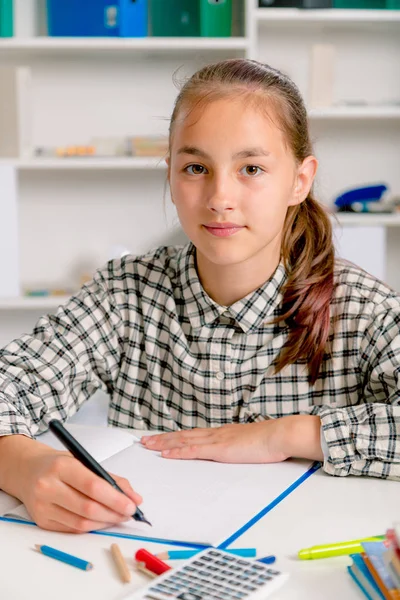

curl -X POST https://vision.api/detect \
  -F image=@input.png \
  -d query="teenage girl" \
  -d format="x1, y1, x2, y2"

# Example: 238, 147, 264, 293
0, 59, 399, 534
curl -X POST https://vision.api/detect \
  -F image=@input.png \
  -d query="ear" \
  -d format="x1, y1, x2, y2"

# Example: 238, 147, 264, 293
289, 155, 318, 207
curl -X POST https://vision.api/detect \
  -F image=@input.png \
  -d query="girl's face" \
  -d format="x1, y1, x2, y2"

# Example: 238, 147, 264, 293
168, 98, 316, 274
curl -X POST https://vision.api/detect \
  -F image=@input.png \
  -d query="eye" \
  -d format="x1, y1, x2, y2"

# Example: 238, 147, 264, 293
241, 165, 264, 177
184, 164, 208, 175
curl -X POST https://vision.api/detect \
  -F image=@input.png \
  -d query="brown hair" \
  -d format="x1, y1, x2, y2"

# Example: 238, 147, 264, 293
168, 59, 335, 385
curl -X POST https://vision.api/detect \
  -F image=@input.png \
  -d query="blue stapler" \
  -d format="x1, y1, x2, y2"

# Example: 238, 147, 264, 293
334, 184, 390, 213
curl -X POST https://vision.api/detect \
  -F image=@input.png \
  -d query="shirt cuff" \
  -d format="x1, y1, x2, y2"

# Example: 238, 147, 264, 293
320, 425, 329, 459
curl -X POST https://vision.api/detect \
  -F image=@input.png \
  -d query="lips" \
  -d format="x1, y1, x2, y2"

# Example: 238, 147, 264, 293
203, 223, 244, 238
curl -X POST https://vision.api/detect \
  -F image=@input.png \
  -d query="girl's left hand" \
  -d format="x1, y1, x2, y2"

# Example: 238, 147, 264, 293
140, 420, 290, 464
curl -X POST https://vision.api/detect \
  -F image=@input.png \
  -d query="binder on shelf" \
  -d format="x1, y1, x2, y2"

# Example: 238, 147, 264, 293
0, 67, 32, 159
46, 0, 148, 38
149, 0, 200, 36
0, 0, 13, 37
0, 166, 20, 299
200, 0, 232, 37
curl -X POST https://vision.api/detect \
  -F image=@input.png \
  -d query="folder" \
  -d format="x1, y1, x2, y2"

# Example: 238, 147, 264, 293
149, 0, 200, 37
0, 0, 13, 37
119, 0, 148, 37
200, 0, 232, 38
46, 0, 148, 38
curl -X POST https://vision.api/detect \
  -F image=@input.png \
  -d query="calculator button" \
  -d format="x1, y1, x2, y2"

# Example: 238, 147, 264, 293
177, 593, 203, 600
144, 591, 173, 599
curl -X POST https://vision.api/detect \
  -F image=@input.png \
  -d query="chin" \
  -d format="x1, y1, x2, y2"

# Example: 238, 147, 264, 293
196, 242, 252, 267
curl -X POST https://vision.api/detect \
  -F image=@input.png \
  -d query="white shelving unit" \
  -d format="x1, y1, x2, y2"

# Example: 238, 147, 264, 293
0, 36, 249, 53
0, 0, 399, 336
0, 295, 70, 311
0, 157, 167, 170
255, 7, 400, 23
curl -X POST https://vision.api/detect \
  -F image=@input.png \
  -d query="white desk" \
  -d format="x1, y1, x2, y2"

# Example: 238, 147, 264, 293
1, 398, 399, 599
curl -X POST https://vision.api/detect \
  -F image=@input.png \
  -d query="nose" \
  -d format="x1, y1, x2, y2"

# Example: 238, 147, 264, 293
206, 173, 236, 214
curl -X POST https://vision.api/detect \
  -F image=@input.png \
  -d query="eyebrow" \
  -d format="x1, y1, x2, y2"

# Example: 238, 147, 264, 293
176, 145, 271, 159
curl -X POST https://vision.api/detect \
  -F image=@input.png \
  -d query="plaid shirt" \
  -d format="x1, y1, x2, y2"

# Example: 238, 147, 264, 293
0, 243, 399, 480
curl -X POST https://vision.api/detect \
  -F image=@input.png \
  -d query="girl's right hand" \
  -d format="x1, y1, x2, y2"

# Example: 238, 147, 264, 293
1, 435, 142, 533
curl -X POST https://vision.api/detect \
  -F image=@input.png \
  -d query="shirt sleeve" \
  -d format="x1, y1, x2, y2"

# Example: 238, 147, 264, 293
316, 307, 400, 480
0, 262, 124, 439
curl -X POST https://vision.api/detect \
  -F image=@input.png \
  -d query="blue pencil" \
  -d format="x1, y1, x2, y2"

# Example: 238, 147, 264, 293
35, 544, 93, 571
157, 548, 257, 560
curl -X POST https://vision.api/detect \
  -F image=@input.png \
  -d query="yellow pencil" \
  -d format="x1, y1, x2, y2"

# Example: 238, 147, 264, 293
110, 543, 131, 583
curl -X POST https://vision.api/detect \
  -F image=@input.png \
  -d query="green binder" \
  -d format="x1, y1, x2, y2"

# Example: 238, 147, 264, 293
0, 0, 13, 37
150, 0, 200, 37
200, 0, 232, 37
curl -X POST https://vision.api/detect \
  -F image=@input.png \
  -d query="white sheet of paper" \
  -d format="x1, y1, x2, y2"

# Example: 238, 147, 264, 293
2, 427, 314, 547
37, 423, 138, 461
100, 441, 313, 546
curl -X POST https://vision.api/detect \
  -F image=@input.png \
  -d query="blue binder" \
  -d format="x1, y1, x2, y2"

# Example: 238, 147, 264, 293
47, 0, 148, 37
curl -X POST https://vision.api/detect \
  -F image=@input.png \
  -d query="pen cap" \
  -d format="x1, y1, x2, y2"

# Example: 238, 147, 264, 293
298, 549, 312, 560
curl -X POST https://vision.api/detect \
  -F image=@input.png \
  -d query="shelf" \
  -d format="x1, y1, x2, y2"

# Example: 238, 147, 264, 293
6, 157, 168, 171
256, 8, 400, 25
332, 213, 400, 226
309, 106, 400, 120
0, 296, 70, 310
0, 36, 248, 54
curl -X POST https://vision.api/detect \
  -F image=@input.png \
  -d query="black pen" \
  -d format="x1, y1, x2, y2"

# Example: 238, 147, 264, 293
48, 419, 151, 526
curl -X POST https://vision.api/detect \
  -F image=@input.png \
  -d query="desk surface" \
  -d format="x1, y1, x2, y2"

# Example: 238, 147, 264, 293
1, 397, 399, 600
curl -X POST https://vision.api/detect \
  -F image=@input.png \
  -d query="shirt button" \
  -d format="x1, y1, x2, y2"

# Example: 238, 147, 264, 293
215, 371, 225, 381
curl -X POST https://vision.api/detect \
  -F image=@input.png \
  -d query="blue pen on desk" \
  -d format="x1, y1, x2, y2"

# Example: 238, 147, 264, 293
35, 544, 93, 571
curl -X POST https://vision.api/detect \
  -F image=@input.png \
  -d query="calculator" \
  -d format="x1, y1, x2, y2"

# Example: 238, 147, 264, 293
125, 547, 289, 600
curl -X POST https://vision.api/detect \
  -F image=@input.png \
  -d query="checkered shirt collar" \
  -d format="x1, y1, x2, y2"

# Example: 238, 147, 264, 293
179, 243, 288, 333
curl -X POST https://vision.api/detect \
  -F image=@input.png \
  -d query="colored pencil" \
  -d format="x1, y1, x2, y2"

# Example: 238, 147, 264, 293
156, 548, 257, 560
110, 543, 131, 583
35, 544, 93, 571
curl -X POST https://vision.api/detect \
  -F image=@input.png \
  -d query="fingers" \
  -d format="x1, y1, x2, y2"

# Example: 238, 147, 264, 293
50, 479, 133, 525
42, 504, 117, 533
161, 443, 223, 462
59, 459, 139, 518
141, 428, 215, 451
112, 473, 143, 505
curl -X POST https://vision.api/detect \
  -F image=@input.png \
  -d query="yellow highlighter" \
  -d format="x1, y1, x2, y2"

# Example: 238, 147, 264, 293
298, 535, 385, 560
